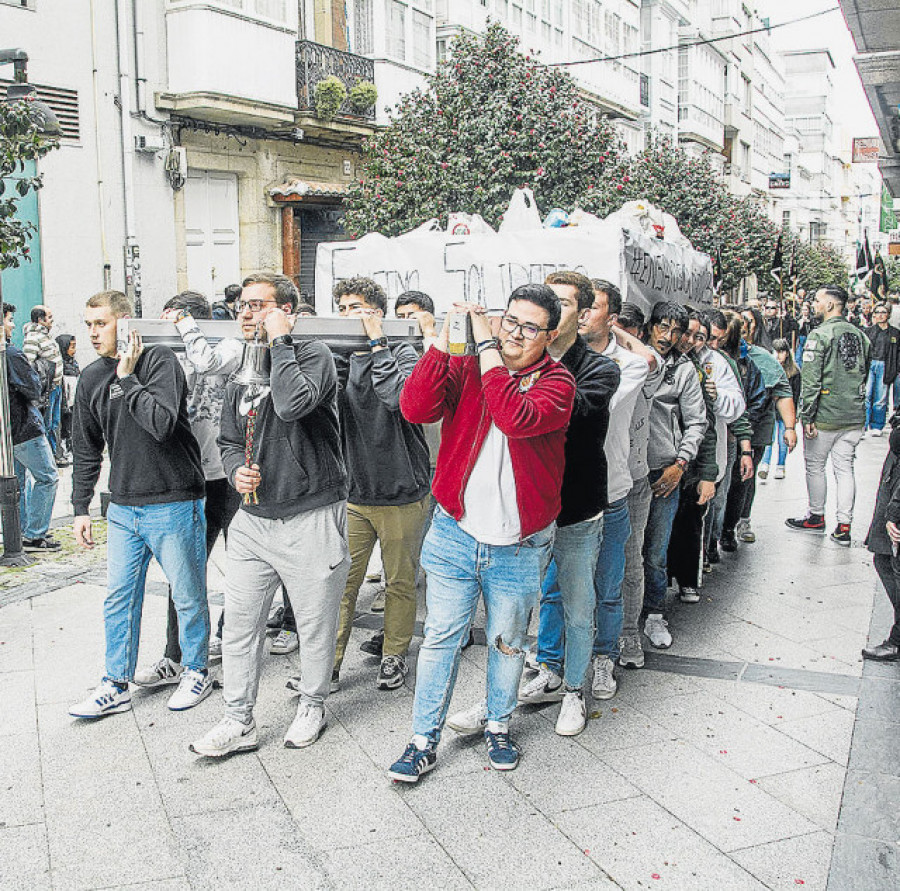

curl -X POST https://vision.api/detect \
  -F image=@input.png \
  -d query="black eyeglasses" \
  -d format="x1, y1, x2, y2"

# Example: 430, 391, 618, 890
234, 299, 276, 313
500, 315, 551, 340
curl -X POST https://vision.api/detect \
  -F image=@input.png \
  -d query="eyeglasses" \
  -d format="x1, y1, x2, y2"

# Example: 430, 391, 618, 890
234, 299, 276, 313
500, 315, 551, 340
654, 322, 683, 337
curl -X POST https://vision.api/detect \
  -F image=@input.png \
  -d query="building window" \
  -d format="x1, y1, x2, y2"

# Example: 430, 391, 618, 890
742, 74, 752, 115
640, 73, 650, 108
388, 1, 406, 61
782, 210, 791, 229
353, 0, 374, 55
809, 221, 827, 243
412, 9, 432, 69
740, 141, 751, 182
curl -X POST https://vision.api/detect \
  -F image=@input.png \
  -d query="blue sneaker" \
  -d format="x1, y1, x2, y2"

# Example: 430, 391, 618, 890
388, 740, 437, 783
484, 727, 520, 771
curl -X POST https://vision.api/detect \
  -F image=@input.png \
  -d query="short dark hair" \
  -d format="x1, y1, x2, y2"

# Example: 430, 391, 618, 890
242, 273, 299, 312
708, 309, 727, 332
507, 284, 562, 330
695, 311, 712, 338
820, 285, 849, 309
617, 302, 645, 332
395, 290, 434, 315
591, 279, 622, 315
163, 290, 212, 320
295, 302, 317, 316
544, 270, 594, 312
223, 284, 242, 304
333, 276, 388, 315
2, 302, 15, 317
31, 306, 47, 324
649, 300, 689, 332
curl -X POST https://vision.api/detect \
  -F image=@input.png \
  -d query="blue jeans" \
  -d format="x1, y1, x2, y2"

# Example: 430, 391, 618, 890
593, 498, 631, 660
412, 506, 554, 743
43, 385, 62, 455
866, 360, 889, 431
642, 469, 681, 617
795, 335, 807, 368
13, 434, 59, 540
105, 500, 208, 682
762, 418, 788, 468
534, 515, 604, 688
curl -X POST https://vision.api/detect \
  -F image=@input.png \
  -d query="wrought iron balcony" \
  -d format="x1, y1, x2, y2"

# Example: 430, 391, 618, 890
296, 40, 376, 122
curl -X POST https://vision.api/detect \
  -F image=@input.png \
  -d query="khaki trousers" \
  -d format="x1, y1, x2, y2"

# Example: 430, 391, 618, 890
333, 497, 430, 668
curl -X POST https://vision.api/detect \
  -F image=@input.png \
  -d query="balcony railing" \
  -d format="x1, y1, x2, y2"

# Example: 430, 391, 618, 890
296, 40, 376, 122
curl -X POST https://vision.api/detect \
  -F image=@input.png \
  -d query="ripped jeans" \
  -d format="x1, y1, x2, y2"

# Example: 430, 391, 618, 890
411, 505, 554, 744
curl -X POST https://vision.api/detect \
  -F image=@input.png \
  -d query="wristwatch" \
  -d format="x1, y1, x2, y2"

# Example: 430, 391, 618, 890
741, 450, 753, 456
270, 334, 293, 348
369, 336, 388, 349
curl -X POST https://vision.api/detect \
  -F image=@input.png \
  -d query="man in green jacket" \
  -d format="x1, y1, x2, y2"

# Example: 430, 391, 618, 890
786, 285, 870, 546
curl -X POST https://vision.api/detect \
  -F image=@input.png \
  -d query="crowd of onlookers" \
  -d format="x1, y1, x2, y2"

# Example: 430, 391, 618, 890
4, 271, 897, 784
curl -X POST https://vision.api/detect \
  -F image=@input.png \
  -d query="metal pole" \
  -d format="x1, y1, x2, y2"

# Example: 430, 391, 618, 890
0, 293, 33, 566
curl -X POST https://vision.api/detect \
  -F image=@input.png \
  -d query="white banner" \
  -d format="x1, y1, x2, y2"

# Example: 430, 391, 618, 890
316, 221, 713, 316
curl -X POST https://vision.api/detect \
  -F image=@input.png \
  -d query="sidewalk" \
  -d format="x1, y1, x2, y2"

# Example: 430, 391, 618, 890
1, 436, 897, 890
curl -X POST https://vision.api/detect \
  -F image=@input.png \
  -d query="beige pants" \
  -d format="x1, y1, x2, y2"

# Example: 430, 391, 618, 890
333, 497, 430, 668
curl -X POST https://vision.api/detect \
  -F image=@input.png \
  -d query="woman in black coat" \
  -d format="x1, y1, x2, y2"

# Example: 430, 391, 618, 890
864, 415, 900, 661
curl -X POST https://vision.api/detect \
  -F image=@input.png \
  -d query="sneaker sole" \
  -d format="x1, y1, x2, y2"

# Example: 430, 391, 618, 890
284, 720, 327, 749
269, 645, 300, 656
680, 595, 701, 603
286, 679, 341, 695
517, 688, 564, 705
488, 757, 519, 771
619, 655, 645, 669
132, 674, 182, 689
591, 687, 618, 700
377, 675, 406, 690
831, 537, 851, 547
647, 639, 672, 649
555, 720, 586, 737
168, 681, 215, 711
785, 524, 826, 534
68, 700, 132, 719
190, 739, 258, 757
388, 760, 436, 783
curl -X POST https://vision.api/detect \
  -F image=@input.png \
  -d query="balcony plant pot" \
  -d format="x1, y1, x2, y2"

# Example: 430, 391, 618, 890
348, 80, 378, 115
314, 76, 347, 121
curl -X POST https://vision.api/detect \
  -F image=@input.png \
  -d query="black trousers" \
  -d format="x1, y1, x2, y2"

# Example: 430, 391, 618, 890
872, 553, 900, 646
723, 446, 765, 533
668, 480, 707, 589
165, 478, 241, 663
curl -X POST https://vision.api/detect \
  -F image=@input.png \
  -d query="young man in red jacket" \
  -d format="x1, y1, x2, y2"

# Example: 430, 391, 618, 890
388, 285, 576, 783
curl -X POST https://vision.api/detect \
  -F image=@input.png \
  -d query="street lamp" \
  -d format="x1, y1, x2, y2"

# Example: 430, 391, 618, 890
0, 49, 58, 566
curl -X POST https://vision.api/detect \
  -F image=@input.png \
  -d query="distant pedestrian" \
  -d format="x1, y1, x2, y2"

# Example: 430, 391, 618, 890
211, 283, 242, 320
759, 337, 801, 481
863, 303, 900, 436
22, 305, 63, 455
54, 333, 80, 465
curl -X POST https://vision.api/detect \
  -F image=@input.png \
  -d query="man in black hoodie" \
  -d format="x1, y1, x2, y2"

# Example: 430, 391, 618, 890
191, 273, 351, 757
69, 290, 209, 719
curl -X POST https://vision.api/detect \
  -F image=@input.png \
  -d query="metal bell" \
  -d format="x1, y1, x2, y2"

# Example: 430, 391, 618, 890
231, 332, 271, 387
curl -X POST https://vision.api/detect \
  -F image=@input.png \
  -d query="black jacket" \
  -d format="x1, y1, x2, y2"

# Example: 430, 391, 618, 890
867, 425, 900, 556
5, 343, 45, 446
557, 336, 620, 527
333, 344, 431, 506
864, 323, 900, 386
218, 339, 348, 519
72, 347, 205, 515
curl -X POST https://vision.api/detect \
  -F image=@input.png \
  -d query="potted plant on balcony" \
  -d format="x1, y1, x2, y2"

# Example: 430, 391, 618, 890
348, 80, 378, 115
314, 76, 347, 121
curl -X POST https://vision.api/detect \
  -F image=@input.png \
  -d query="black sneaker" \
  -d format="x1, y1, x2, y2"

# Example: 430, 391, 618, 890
720, 530, 738, 552
23, 537, 62, 552
360, 629, 384, 657
785, 513, 826, 533
266, 606, 285, 630
830, 523, 851, 546
377, 654, 408, 690
388, 740, 437, 783
707, 540, 721, 564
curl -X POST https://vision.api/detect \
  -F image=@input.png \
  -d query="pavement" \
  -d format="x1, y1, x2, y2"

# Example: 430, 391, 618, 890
1, 435, 898, 890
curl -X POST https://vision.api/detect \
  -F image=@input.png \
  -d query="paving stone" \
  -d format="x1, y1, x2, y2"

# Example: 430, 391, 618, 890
855, 675, 900, 720
554, 796, 764, 890
838, 770, 900, 845
0, 731, 43, 828
0, 822, 50, 889
607, 738, 818, 853
827, 833, 900, 891
400, 771, 603, 889
322, 834, 472, 890
775, 707, 856, 766
637, 692, 829, 779
731, 830, 834, 890
575, 700, 678, 754
171, 802, 328, 890
0, 669, 37, 736
609, 666, 706, 704
756, 763, 846, 833
847, 716, 900, 775
0, 600, 34, 673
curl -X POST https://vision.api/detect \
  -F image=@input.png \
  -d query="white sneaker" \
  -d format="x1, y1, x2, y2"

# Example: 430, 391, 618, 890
644, 613, 673, 649
370, 588, 386, 612
555, 689, 587, 736
447, 699, 487, 736
284, 702, 327, 748
523, 650, 541, 674
133, 657, 182, 688
190, 717, 258, 757
517, 664, 564, 704
590, 655, 618, 700
270, 629, 299, 655
773, 466, 785, 480
735, 518, 756, 543
757, 463, 769, 481
168, 668, 214, 711
871, 428, 883, 437
69, 679, 132, 718
208, 635, 222, 660
679, 586, 701, 603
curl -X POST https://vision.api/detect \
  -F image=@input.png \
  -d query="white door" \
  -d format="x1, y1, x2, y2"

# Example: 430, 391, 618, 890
185, 170, 240, 299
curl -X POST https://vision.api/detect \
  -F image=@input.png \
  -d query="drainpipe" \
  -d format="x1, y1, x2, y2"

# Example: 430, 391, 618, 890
89, 0, 111, 289
115, 0, 141, 316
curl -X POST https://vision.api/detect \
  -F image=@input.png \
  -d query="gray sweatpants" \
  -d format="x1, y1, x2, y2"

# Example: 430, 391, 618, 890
620, 475, 653, 638
222, 501, 351, 724
803, 426, 864, 524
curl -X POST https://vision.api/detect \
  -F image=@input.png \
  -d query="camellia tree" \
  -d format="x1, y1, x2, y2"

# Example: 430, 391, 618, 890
344, 21, 625, 237
1, 96, 58, 271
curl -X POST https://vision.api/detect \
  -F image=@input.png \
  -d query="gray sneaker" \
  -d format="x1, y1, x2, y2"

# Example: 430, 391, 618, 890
735, 518, 756, 543
133, 657, 183, 688
644, 614, 673, 649
270, 629, 299, 655
618, 634, 645, 669
286, 669, 340, 695
590, 655, 618, 700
